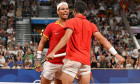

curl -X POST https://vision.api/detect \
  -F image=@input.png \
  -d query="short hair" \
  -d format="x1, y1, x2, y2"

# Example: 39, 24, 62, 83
138, 49, 140, 52
74, 1, 87, 14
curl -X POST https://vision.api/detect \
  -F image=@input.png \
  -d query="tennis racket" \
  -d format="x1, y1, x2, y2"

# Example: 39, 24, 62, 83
25, 52, 66, 70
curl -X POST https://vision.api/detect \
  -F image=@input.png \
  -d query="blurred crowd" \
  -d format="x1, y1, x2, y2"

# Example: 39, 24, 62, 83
0, 0, 140, 69
120, 0, 140, 26
0, 42, 38, 69
85, 0, 140, 69
0, 0, 38, 69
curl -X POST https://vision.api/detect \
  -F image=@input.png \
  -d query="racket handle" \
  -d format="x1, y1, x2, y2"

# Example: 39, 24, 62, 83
54, 52, 66, 58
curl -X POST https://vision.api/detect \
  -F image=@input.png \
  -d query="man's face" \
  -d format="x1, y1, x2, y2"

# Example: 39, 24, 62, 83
57, 4, 69, 19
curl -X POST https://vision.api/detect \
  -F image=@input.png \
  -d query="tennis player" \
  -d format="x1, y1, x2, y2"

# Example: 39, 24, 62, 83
46, 1, 125, 84
35, 2, 69, 84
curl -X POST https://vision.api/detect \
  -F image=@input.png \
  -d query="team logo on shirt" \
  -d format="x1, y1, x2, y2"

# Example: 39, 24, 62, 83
55, 33, 59, 35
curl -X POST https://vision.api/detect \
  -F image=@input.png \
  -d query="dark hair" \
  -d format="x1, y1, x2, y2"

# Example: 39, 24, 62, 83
74, 1, 87, 14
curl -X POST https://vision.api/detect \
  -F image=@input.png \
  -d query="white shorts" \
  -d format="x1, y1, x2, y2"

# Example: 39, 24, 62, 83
62, 58, 91, 78
41, 61, 63, 80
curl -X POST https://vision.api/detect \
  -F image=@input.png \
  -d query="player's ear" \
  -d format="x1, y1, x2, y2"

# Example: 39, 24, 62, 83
73, 9, 76, 15
83, 11, 86, 15
57, 10, 59, 15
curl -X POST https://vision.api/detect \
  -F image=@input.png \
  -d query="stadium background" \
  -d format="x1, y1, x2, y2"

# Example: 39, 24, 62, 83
0, 0, 140, 83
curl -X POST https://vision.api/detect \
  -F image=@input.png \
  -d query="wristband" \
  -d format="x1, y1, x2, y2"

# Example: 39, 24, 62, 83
108, 47, 117, 55
37, 51, 42, 59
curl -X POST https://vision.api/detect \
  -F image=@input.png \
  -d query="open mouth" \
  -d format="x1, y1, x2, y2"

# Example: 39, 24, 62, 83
63, 13, 68, 17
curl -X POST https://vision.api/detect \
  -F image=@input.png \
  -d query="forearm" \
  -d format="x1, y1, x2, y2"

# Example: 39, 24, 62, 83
37, 42, 45, 51
98, 37, 112, 50
94, 32, 117, 55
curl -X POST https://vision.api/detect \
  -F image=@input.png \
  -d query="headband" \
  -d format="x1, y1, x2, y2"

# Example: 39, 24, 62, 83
57, 2, 68, 10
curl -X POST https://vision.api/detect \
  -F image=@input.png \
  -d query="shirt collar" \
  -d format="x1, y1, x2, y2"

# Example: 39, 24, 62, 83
55, 20, 63, 27
75, 15, 86, 19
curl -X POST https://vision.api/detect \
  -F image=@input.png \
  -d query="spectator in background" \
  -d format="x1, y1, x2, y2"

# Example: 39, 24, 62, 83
96, 62, 101, 68
5, 50, 11, 62
0, 53, 5, 67
109, 15, 114, 26
122, 48, 130, 59
30, 41, 34, 50
0, 38, 5, 47
8, 57, 14, 68
2, 9, 7, 15
68, 0, 73, 8
1, 20, 7, 30
0, 49, 5, 56
113, 1, 119, 14
7, 10, 15, 17
106, 53, 112, 62
23, 43, 30, 53
2, 62, 10, 69
123, 35, 129, 44
15, 56, 23, 69
130, 11, 137, 18
17, 0, 23, 8
106, 62, 112, 68
15, 43, 24, 57
137, 7, 140, 23
91, 56, 97, 68
110, 57, 116, 68
7, 25, 14, 35
0, 3, 2, 18
10, 0, 16, 6
32, 28, 39, 43
7, 34, 15, 45
116, 61, 124, 69
9, 3, 15, 11
1, 13, 7, 21
23, 3, 31, 17
132, 49, 140, 66
99, 55, 107, 68
0, 29, 7, 42
1, 46, 6, 55
1, 0, 8, 10
24, 56, 33, 68
134, 60, 140, 69
24, 48, 34, 61
126, 55, 134, 69
31, 1, 38, 17
115, 14, 122, 26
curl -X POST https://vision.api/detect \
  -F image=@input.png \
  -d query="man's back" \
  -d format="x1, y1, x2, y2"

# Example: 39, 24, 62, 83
65, 15, 98, 65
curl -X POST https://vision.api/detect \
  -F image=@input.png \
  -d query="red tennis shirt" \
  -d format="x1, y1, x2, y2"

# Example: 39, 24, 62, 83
64, 15, 99, 65
43, 20, 66, 64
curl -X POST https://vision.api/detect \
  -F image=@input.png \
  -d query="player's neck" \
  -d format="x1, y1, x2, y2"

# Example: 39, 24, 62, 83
74, 13, 83, 16
58, 19, 67, 27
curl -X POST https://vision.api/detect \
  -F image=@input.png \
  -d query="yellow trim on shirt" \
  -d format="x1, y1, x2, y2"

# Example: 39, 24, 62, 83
43, 33, 49, 38
55, 20, 64, 27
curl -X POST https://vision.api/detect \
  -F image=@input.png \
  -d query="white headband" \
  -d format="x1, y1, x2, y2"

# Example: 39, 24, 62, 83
57, 2, 68, 10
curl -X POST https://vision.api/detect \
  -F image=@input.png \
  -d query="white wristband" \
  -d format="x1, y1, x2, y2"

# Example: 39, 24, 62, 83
108, 47, 117, 55
37, 51, 42, 59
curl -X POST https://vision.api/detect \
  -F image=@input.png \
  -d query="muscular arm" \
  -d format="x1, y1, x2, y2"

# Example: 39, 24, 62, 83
37, 36, 48, 51
93, 32, 125, 62
93, 32, 112, 50
51, 28, 73, 54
